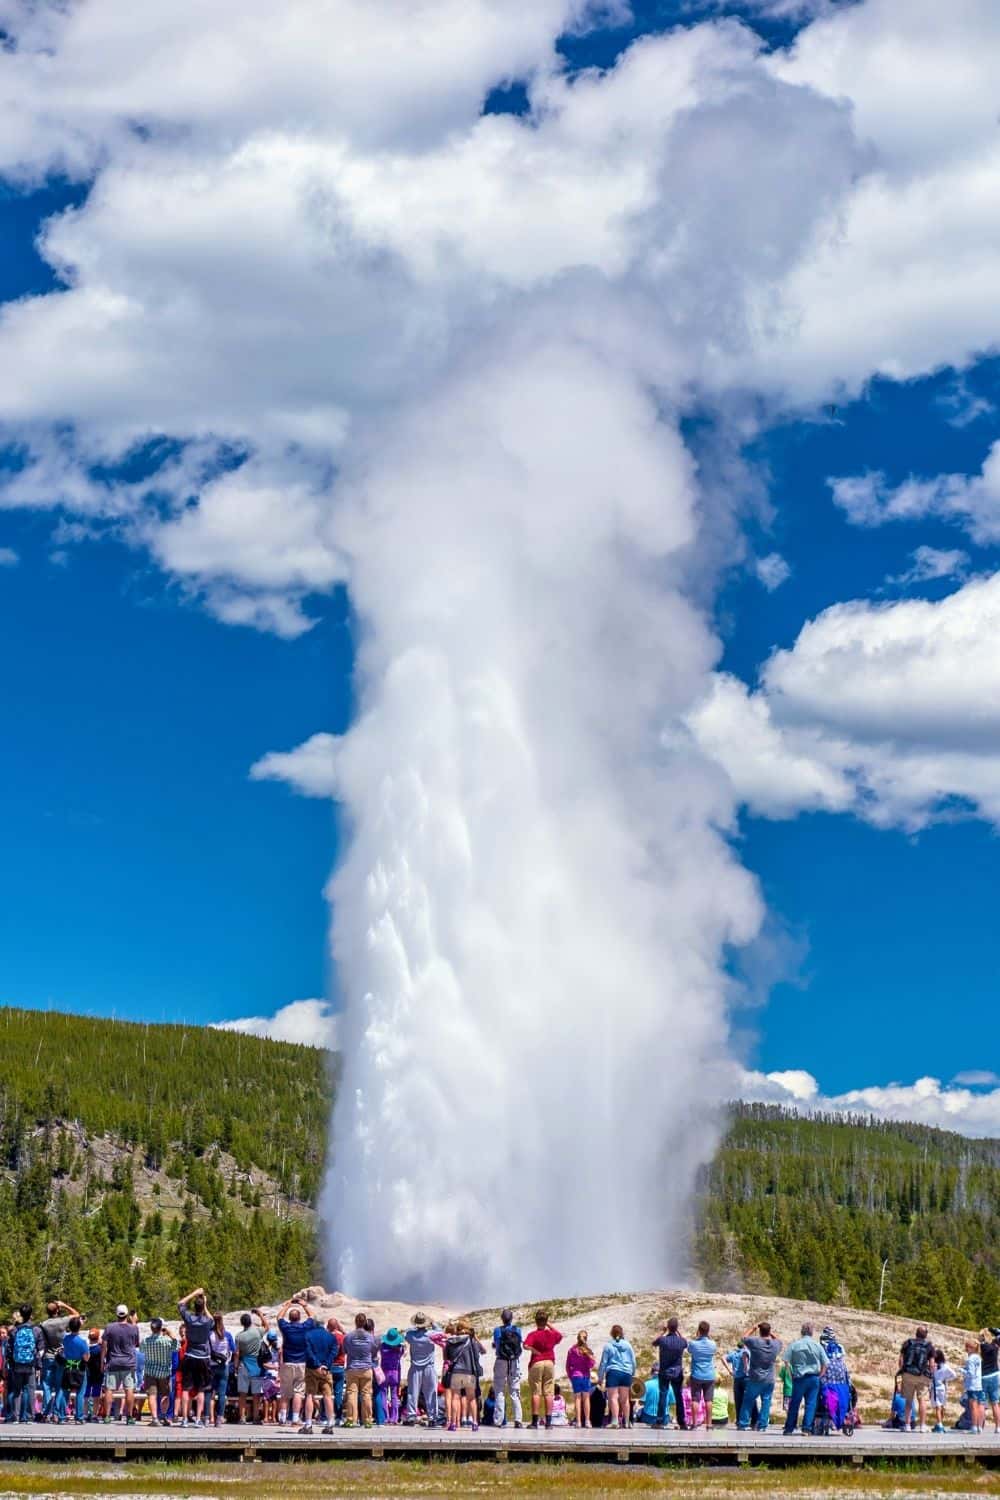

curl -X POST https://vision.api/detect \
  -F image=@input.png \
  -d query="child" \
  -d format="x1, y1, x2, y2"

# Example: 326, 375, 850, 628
379, 1329, 404, 1425
711, 1379, 730, 1427
85, 1329, 104, 1422
565, 1332, 595, 1428
931, 1348, 957, 1434
550, 1384, 569, 1426
963, 1339, 985, 1434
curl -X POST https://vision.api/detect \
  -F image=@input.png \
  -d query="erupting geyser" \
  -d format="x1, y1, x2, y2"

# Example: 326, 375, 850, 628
323, 341, 763, 1303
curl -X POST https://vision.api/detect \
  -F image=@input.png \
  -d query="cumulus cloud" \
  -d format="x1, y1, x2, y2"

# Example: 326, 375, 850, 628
211, 998, 336, 1049
1, 0, 1000, 1297
831, 444, 1000, 545
0, 547, 18, 566
689, 571, 1000, 829
740, 1066, 1000, 1138
250, 734, 340, 799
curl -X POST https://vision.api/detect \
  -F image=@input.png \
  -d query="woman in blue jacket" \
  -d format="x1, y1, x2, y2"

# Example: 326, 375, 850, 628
597, 1325, 636, 1429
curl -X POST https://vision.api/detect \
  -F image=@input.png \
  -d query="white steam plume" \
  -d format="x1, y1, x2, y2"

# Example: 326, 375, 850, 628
321, 341, 762, 1302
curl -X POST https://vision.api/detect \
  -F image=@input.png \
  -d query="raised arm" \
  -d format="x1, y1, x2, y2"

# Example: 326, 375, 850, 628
178, 1288, 205, 1307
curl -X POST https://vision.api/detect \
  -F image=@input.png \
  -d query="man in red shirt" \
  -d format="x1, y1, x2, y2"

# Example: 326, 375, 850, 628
524, 1310, 563, 1429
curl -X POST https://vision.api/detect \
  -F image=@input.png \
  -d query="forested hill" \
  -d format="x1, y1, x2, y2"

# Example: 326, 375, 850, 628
696, 1103, 1000, 1328
0, 1006, 328, 1312
1, 1006, 998, 1326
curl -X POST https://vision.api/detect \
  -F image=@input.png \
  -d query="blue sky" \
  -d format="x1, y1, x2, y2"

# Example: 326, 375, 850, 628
1, 0, 999, 1121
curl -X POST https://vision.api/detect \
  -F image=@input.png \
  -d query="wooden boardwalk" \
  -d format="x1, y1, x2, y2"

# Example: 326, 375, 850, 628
0, 1423, 997, 1467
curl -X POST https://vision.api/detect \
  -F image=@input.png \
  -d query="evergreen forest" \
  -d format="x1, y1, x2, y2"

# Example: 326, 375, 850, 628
0, 1007, 997, 1326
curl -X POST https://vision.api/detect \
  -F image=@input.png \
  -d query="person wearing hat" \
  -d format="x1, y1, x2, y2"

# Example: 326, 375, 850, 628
101, 1304, 140, 1425
819, 1325, 850, 1431
404, 1313, 440, 1426
380, 1329, 405, 1425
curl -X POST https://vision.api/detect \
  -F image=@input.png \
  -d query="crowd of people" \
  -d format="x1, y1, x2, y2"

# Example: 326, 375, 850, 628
0, 1294, 997, 1438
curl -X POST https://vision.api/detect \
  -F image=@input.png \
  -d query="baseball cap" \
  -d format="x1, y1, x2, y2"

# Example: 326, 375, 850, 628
116, 1304, 129, 1317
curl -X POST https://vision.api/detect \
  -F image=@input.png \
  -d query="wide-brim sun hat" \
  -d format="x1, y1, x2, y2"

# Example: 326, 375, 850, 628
382, 1328, 404, 1347
630, 1380, 645, 1399
411, 1312, 429, 1327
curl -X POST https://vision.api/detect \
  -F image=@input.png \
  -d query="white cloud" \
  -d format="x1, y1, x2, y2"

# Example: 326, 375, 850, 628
754, 552, 791, 591
831, 444, 1000, 545
0, 547, 18, 566
740, 1066, 1000, 1138
250, 733, 340, 798
887, 544, 969, 587
211, 998, 337, 1049
689, 572, 1000, 829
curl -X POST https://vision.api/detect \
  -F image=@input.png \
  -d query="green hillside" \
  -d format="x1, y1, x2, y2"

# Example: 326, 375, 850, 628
696, 1103, 1000, 1327
1, 1007, 997, 1325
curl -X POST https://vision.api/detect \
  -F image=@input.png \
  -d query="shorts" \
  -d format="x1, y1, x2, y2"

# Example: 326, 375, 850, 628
181, 1356, 211, 1393
85, 1382, 102, 1400
305, 1367, 333, 1398
528, 1361, 555, 1401
689, 1378, 715, 1405
450, 1373, 477, 1397
104, 1371, 135, 1393
900, 1373, 930, 1402
237, 1367, 262, 1396
966, 1388, 987, 1403
280, 1362, 306, 1402
570, 1376, 591, 1395
143, 1377, 170, 1411
982, 1372, 999, 1403
605, 1371, 633, 1389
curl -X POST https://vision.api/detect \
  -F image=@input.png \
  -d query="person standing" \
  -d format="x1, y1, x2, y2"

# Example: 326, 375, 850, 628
782, 1323, 828, 1436
403, 1313, 440, 1426
652, 1318, 688, 1431
979, 1328, 1000, 1434
897, 1324, 934, 1434
930, 1347, 958, 1433
8, 1306, 43, 1423
140, 1319, 176, 1426
275, 1295, 316, 1427
177, 1287, 214, 1427
301, 1317, 340, 1435
102, 1303, 140, 1425
963, 1338, 986, 1434
442, 1322, 484, 1433
342, 1312, 378, 1428
738, 1321, 783, 1432
597, 1325, 636, 1430
686, 1322, 719, 1431
724, 1339, 750, 1434
207, 1313, 233, 1427
491, 1310, 524, 1429
524, 1310, 563, 1431
59, 1317, 89, 1424
233, 1311, 266, 1425
566, 1331, 596, 1428
379, 1329, 404, 1426
39, 1300, 82, 1420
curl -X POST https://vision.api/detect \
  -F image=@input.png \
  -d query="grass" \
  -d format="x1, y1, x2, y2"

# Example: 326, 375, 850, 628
0, 1461, 995, 1500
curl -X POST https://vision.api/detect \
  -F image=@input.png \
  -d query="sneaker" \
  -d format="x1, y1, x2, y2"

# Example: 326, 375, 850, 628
126, 1418, 137, 1427
514, 1421, 523, 1429
342, 1419, 356, 1428
148, 1419, 159, 1428
447, 1423, 457, 1432
321, 1425, 335, 1435
471, 1423, 479, 1432
299, 1424, 314, 1435
363, 1420, 374, 1429
933, 1423, 945, 1433
918, 1424, 930, 1433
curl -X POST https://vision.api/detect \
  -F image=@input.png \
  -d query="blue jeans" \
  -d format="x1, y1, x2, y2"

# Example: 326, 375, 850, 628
738, 1379, 774, 1431
656, 1375, 686, 1427
331, 1368, 345, 1420
208, 1363, 230, 1422
784, 1374, 820, 1434
41, 1357, 63, 1416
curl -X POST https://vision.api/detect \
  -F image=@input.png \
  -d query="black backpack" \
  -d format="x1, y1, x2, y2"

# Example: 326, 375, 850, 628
902, 1339, 930, 1377
497, 1326, 522, 1362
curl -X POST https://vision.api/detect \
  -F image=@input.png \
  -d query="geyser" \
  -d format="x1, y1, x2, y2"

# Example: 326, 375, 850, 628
324, 341, 763, 1303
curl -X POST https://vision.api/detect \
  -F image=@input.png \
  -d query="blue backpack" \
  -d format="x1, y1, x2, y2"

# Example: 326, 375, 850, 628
12, 1324, 36, 1367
